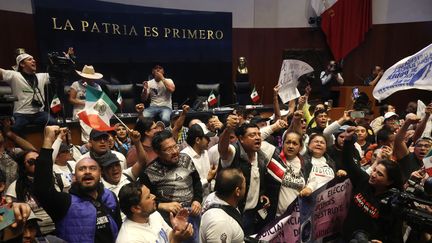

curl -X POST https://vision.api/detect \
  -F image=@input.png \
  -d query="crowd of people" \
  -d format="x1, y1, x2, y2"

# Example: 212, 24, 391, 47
0, 52, 432, 243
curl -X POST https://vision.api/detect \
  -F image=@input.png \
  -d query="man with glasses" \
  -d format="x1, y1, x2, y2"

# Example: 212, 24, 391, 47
116, 183, 193, 243
139, 130, 202, 243
34, 126, 122, 243
394, 104, 432, 182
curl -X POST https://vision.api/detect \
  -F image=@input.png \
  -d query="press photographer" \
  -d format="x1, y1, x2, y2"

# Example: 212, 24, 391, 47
0, 53, 58, 134
320, 60, 344, 104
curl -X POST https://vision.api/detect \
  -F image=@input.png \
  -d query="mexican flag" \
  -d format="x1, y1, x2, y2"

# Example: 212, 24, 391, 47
423, 149, 432, 177
208, 90, 217, 107
117, 91, 123, 107
77, 86, 117, 131
250, 86, 260, 103
50, 94, 62, 113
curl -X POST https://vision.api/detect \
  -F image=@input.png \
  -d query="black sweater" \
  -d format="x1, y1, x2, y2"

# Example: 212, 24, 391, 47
342, 141, 402, 243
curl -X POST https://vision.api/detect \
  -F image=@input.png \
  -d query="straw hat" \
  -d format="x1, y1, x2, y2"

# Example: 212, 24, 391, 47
76, 65, 103, 80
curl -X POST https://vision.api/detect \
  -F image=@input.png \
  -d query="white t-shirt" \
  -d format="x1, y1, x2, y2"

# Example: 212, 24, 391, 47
306, 156, 335, 192
276, 157, 305, 217
181, 146, 212, 200
70, 80, 101, 117
221, 144, 259, 211
53, 160, 76, 192
200, 192, 245, 243
116, 212, 172, 243
2, 70, 49, 114
147, 78, 173, 108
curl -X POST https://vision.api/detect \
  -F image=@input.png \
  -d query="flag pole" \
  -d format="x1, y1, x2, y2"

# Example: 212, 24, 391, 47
112, 113, 130, 131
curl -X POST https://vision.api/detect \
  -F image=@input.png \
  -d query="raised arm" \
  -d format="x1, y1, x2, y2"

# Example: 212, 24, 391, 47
218, 114, 238, 161
34, 126, 71, 222
154, 71, 175, 93
172, 105, 189, 140
287, 110, 304, 135
412, 102, 432, 143
129, 129, 147, 179
394, 115, 420, 160
273, 85, 281, 121
2, 119, 36, 151
342, 127, 369, 186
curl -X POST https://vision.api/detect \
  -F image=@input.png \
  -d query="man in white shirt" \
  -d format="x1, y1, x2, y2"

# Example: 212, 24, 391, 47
0, 53, 57, 133
200, 167, 246, 243
116, 183, 193, 243
218, 115, 271, 235
141, 65, 175, 126
181, 124, 217, 201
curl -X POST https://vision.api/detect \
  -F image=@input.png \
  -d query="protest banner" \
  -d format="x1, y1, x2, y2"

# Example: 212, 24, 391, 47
277, 60, 314, 104
257, 178, 352, 243
373, 44, 432, 101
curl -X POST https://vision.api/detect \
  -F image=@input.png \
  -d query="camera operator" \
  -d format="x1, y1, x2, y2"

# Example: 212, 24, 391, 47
0, 53, 58, 134
342, 126, 404, 243
320, 60, 344, 104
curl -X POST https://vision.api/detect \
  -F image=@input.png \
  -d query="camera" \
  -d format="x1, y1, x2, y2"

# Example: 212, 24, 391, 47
31, 99, 43, 108
47, 52, 75, 79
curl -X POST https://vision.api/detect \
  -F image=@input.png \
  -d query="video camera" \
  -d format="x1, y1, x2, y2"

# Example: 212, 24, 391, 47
381, 177, 432, 232
47, 52, 76, 79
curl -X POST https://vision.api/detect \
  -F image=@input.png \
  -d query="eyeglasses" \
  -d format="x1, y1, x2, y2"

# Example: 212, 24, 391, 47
162, 144, 179, 154
25, 158, 36, 166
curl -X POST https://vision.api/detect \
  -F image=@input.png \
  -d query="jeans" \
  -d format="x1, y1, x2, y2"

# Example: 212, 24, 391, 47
143, 106, 172, 126
13, 112, 58, 135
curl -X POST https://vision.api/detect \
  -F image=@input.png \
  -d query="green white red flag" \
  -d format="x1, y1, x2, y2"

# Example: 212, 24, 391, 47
207, 90, 217, 107
77, 86, 117, 131
250, 86, 260, 103
50, 94, 62, 113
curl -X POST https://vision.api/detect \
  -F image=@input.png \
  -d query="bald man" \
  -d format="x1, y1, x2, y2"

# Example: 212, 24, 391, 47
34, 126, 122, 243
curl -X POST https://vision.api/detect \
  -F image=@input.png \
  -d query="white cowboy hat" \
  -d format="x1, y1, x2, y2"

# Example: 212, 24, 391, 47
75, 65, 103, 80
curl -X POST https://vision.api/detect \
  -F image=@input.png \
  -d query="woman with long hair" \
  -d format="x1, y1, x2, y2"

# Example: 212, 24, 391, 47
6, 150, 55, 235
342, 127, 403, 242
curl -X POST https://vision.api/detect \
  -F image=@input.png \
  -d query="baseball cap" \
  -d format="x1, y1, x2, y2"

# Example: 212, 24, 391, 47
99, 152, 120, 168
250, 116, 270, 125
188, 123, 210, 141
155, 121, 166, 129
384, 112, 399, 120
170, 110, 181, 120
90, 129, 109, 140
16, 53, 33, 67
197, 122, 215, 137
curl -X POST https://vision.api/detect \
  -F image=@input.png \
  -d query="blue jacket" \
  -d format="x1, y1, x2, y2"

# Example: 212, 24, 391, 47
56, 186, 119, 243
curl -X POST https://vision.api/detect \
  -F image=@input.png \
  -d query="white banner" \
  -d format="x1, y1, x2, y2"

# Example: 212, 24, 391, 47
277, 59, 314, 104
373, 43, 432, 101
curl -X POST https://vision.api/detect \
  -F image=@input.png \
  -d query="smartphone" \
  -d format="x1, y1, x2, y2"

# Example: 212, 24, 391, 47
350, 111, 365, 119
352, 87, 360, 99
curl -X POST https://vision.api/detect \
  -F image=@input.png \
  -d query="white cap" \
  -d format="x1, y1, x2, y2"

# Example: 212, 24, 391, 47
15, 53, 33, 67
384, 111, 398, 120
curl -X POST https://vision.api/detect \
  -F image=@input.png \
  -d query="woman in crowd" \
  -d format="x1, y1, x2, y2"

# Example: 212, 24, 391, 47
126, 117, 163, 167
113, 123, 132, 156
342, 127, 403, 242
300, 133, 337, 197
6, 150, 55, 235
265, 131, 305, 221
